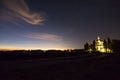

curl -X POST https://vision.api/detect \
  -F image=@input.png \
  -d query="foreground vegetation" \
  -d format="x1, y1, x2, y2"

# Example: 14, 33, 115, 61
0, 49, 118, 60
0, 51, 120, 80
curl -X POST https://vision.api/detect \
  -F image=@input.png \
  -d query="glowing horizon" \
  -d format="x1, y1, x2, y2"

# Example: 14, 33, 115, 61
0, 48, 76, 51
0, 46, 77, 51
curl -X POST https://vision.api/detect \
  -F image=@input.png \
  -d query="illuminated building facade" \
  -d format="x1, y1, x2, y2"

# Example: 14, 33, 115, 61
84, 36, 112, 53
95, 36, 105, 52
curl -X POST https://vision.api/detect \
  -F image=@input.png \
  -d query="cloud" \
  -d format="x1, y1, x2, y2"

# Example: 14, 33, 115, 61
24, 33, 63, 41
0, 0, 45, 25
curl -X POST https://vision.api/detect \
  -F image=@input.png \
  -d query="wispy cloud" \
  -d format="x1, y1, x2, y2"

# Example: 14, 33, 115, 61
0, 0, 45, 25
24, 33, 63, 41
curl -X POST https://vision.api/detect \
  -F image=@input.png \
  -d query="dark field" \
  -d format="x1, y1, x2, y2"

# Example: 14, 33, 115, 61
0, 54, 120, 80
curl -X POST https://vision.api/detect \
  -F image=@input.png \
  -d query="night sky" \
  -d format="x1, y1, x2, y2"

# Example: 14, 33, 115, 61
0, 0, 120, 50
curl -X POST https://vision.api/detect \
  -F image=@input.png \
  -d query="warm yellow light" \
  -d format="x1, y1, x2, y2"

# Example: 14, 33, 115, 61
100, 48, 105, 52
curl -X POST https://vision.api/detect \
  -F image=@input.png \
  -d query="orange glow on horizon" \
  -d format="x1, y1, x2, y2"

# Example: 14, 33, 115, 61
0, 46, 75, 51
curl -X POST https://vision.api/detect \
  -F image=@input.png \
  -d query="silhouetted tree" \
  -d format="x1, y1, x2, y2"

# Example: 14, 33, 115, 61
92, 40, 96, 51
84, 42, 90, 51
103, 39, 107, 52
107, 37, 112, 50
